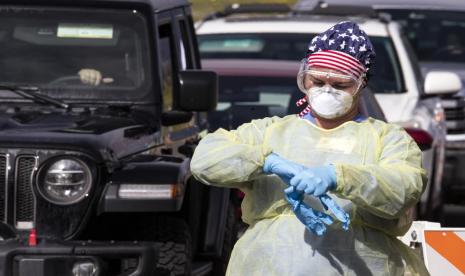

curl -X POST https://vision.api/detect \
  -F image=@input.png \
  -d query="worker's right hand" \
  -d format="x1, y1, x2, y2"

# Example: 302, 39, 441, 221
78, 68, 103, 86
263, 153, 305, 183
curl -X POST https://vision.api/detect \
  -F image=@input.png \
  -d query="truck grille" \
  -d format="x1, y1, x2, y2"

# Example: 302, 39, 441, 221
442, 98, 465, 134
0, 153, 37, 229
445, 107, 465, 121
0, 155, 6, 222
15, 156, 36, 226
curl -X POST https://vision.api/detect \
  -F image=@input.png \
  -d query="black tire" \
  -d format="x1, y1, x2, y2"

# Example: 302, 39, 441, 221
152, 217, 192, 276
212, 202, 239, 276
81, 215, 192, 275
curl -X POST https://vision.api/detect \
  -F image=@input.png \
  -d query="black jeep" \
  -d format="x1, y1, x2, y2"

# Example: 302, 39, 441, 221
0, 0, 236, 275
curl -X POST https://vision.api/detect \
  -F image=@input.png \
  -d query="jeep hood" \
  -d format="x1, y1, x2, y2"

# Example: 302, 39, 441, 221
0, 112, 161, 161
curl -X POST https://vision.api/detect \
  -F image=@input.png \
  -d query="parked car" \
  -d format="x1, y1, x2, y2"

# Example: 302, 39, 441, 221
202, 58, 386, 128
0, 0, 238, 275
196, 3, 459, 220
293, 0, 465, 226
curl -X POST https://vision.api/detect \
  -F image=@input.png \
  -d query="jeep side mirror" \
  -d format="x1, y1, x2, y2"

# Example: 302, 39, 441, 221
161, 111, 193, 126
424, 71, 462, 96
178, 70, 218, 111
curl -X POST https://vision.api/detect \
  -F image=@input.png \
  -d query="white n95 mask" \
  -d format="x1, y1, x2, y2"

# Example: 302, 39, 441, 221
308, 86, 354, 119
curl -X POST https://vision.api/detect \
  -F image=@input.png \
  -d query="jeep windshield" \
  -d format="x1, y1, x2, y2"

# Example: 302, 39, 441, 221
0, 7, 153, 102
198, 33, 405, 94
385, 10, 465, 63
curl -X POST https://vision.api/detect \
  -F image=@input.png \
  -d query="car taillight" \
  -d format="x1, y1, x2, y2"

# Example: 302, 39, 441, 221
404, 127, 433, 151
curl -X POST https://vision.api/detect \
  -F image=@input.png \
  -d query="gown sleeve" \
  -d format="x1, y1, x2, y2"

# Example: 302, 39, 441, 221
334, 123, 427, 235
190, 117, 282, 188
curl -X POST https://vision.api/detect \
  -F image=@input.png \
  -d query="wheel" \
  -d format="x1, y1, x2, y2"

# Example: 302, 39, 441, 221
82, 215, 193, 276
151, 217, 192, 276
111, 216, 192, 276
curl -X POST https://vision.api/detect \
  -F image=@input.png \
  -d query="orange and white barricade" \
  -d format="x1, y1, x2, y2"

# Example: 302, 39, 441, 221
400, 221, 465, 275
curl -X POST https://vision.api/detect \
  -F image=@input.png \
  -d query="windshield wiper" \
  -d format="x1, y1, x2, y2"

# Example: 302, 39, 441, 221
0, 84, 69, 109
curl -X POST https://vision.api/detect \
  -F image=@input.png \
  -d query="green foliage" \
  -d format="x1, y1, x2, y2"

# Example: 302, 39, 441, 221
190, 0, 297, 21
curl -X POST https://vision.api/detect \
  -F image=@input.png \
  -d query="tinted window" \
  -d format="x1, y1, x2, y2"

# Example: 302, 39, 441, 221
208, 76, 301, 130
159, 24, 175, 111
386, 10, 465, 63
208, 75, 384, 131
178, 19, 194, 69
0, 7, 153, 100
199, 33, 405, 94
199, 33, 307, 60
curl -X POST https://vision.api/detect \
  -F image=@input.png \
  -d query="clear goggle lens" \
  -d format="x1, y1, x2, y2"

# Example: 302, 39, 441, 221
297, 59, 362, 95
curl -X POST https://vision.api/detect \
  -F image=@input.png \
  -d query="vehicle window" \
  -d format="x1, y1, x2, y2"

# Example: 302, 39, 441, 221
386, 10, 465, 63
208, 76, 301, 130
368, 37, 405, 94
0, 7, 153, 100
400, 32, 424, 94
199, 33, 306, 60
159, 24, 175, 111
178, 19, 193, 69
199, 33, 405, 94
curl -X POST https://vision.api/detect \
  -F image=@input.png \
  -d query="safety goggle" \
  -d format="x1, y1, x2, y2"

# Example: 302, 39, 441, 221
297, 59, 363, 94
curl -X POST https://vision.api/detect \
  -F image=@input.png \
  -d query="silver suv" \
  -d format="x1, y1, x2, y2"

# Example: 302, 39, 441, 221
196, 3, 460, 220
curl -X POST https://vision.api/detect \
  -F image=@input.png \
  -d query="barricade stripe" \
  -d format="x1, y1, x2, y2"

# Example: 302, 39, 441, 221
425, 231, 465, 274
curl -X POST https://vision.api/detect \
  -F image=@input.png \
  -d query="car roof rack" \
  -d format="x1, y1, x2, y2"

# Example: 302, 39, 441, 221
201, 3, 291, 22
292, 0, 390, 21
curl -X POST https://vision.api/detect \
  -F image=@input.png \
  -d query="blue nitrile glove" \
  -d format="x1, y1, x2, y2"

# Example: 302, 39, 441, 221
263, 153, 305, 183
285, 192, 333, 236
264, 153, 350, 232
319, 195, 350, 231
285, 165, 337, 197
264, 154, 333, 234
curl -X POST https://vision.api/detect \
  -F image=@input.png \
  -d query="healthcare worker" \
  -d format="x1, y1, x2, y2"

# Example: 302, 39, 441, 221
191, 21, 429, 276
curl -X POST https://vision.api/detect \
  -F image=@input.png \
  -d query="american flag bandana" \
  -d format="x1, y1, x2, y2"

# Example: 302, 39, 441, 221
307, 50, 366, 79
297, 21, 376, 117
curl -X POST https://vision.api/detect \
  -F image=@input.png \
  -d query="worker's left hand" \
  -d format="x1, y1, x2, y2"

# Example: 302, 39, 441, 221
285, 165, 337, 197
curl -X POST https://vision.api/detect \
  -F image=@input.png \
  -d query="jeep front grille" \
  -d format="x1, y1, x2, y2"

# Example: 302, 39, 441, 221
0, 149, 94, 237
0, 155, 6, 222
15, 156, 37, 228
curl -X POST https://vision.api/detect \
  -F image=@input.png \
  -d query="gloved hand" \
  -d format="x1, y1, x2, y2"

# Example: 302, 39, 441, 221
264, 153, 350, 233
319, 195, 350, 230
284, 165, 336, 197
263, 153, 305, 184
285, 192, 333, 236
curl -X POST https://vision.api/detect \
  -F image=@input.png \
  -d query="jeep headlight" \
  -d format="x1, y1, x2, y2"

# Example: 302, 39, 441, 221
38, 158, 92, 205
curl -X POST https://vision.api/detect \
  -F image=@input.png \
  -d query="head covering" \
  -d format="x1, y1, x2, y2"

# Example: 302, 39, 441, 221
296, 21, 376, 117
306, 21, 376, 78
